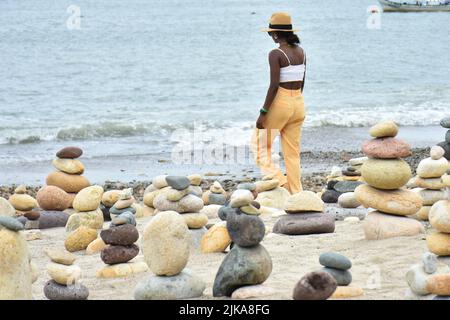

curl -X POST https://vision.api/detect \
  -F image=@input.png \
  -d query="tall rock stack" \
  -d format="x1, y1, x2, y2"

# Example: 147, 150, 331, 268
437, 117, 450, 163
109, 188, 136, 219
273, 191, 335, 235
0, 216, 32, 300
413, 146, 448, 221
354, 121, 424, 240
135, 211, 206, 299
44, 248, 89, 300
46, 146, 90, 199
212, 190, 272, 297
255, 174, 290, 210
65, 186, 104, 232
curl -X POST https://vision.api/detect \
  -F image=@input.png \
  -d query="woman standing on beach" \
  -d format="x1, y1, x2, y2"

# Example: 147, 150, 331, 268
252, 12, 306, 194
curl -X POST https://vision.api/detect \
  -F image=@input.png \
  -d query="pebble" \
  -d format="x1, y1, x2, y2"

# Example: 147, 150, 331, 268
284, 191, 324, 213
56, 146, 83, 159
182, 213, 208, 229
47, 262, 81, 285
165, 176, 191, 190
101, 190, 122, 207
208, 193, 227, 205
230, 189, 254, 208
86, 237, 106, 255
293, 271, 337, 300
45, 248, 76, 265
429, 200, 450, 233
226, 211, 265, 247
153, 193, 203, 213
65, 208, 104, 232
333, 181, 364, 193
187, 174, 202, 186
96, 261, 148, 278
101, 244, 139, 265
337, 192, 360, 208
111, 211, 136, 227
440, 117, 450, 129
417, 157, 449, 178
319, 252, 352, 270
8, 193, 38, 211
415, 177, 446, 190
113, 197, 135, 210
361, 158, 411, 190
255, 187, 290, 209
414, 188, 447, 206
430, 146, 445, 160
255, 179, 279, 192
100, 224, 139, 246
44, 280, 89, 300
240, 203, 260, 215
330, 286, 364, 299
362, 137, 411, 159
321, 267, 352, 286
344, 217, 360, 223
0, 216, 24, 231
446, 130, 450, 143
363, 211, 425, 240
64, 226, 98, 252
273, 213, 335, 235
321, 190, 341, 203
349, 157, 368, 166
237, 182, 256, 191
0, 197, 16, 217
52, 158, 85, 175
423, 252, 438, 274
369, 120, 398, 138
109, 206, 137, 216
23, 211, 40, 221
200, 222, 231, 253
231, 284, 276, 299
152, 175, 168, 189
72, 186, 104, 212
427, 232, 450, 256
200, 204, 222, 219
36, 185, 72, 211
33, 210, 69, 229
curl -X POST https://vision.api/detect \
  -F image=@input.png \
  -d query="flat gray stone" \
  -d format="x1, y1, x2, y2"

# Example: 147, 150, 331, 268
0, 216, 24, 231
319, 252, 352, 270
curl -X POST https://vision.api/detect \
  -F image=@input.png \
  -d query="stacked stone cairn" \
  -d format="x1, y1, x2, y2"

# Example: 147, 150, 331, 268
202, 181, 228, 205
212, 189, 272, 297
354, 121, 424, 240
406, 252, 450, 300
437, 116, 450, 162
44, 248, 89, 300
412, 146, 448, 221
254, 174, 290, 210
426, 168, 450, 257
273, 191, 335, 235
135, 211, 205, 299
100, 189, 122, 221
0, 216, 33, 299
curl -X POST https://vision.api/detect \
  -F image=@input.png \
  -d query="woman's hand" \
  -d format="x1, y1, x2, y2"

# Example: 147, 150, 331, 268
256, 113, 267, 129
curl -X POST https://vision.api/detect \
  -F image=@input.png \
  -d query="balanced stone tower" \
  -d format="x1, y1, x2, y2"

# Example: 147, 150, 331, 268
202, 181, 228, 205
354, 121, 424, 240
213, 190, 272, 297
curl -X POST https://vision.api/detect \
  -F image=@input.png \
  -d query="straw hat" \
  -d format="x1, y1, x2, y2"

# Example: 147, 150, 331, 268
261, 12, 298, 32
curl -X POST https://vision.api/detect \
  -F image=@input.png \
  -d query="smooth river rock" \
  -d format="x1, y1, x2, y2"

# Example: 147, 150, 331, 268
361, 158, 411, 190
363, 211, 425, 240
273, 213, 335, 235
293, 271, 337, 300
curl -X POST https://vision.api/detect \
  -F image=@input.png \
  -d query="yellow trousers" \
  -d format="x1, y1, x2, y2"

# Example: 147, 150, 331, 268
251, 87, 305, 194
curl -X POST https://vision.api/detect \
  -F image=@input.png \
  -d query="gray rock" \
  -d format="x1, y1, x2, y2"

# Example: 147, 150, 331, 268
333, 181, 364, 193
321, 267, 352, 286
440, 117, 450, 129
134, 269, 205, 300
293, 271, 337, 300
319, 252, 352, 270
0, 216, 24, 231
273, 213, 335, 235
218, 206, 235, 221
36, 211, 69, 229
321, 190, 341, 203
165, 176, 191, 190
324, 204, 367, 221
213, 244, 272, 297
226, 211, 265, 247
237, 183, 256, 191
406, 264, 430, 295
446, 130, 450, 143
109, 206, 136, 216
208, 193, 226, 205
111, 211, 136, 227
422, 252, 438, 274
44, 280, 89, 300
437, 141, 450, 160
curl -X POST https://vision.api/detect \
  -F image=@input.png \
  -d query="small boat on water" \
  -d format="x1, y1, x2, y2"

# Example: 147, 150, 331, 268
378, 0, 450, 11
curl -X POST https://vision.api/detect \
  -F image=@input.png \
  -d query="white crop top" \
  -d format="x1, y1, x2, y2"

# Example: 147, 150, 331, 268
277, 47, 306, 83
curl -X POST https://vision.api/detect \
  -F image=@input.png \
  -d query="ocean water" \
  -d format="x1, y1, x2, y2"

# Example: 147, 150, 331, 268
1, 0, 449, 164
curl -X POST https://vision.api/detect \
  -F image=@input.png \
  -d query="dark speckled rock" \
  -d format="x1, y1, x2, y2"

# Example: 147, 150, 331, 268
273, 213, 335, 235
321, 190, 341, 203
101, 244, 139, 265
226, 211, 265, 247
293, 271, 337, 300
100, 224, 139, 246
44, 280, 89, 300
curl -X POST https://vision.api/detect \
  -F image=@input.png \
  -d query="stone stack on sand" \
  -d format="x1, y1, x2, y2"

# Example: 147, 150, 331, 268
44, 248, 89, 300
354, 121, 424, 240
109, 188, 135, 218
255, 174, 290, 210
135, 211, 205, 299
0, 216, 33, 300
65, 186, 104, 232
437, 116, 450, 162
46, 146, 90, 199
273, 191, 335, 235
293, 271, 337, 300
100, 189, 122, 221
212, 191, 272, 297
96, 215, 141, 278
8, 185, 38, 216
404, 252, 450, 300
413, 146, 448, 221
153, 176, 206, 230
202, 181, 227, 205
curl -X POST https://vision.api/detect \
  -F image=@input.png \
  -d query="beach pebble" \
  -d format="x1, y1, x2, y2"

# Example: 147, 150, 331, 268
14, 185, 27, 194
284, 191, 324, 213
321, 267, 352, 286
363, 211, 424, 240
333, 181, 364, 193
255, 179, 279, 192
36, 186, 71, 211
349, 157, 368, 166
319, 252, 352, 270
415, 177, 446, 190
56, 146, 83, 159
208, 193, 226, 205
240, 203, 260, 215
200, 204, 222, 219
86, 237, 106, 255
101, 190, 121, 207
113, 197, 135, 210
361, 158, 411, 190
430, 146, 445, 160
0, 216, 24, 231
440, 117, 450, 129
414, 206, 431, 221
213, 244, 272, 297
153, 193, 203, 213
182, 213, 208, 229
135, 269, 205, 300
142, 211, 190, 276
427, 232, 450, 256
417, 157, 449, 179
165, 176, 191, 190
446, 130, 450, 143
273, 213, 335, 235
25, 230, 42, 241
369, 120, 398, 138
52, 158, 84, 174
231, 284, 276, 299
218, 206, 234, 221
0, 197, 16, 217
44, 280, 89, 300
65, 226, 98, 252
200, 222, 231, 253
355, 184, 422, 216
100, 224, 139, 246
111, 211, 136, 227
109, 206, 136, 216
344, 217, 360, 223
330, 286, 364, 299
45, 248, 75, 265
362, 137, 411, 159
166, 188, 189, 201
226, 211, 265, 247
338, 192, 360, 208
210, 181, 225, 194
187, 174, 202, 186
230, 189, 254, 208
321, 190, 341, 203
46, 171, 90, 193
65, 208, 104, 232
152, 175, 169, 189
426, 274, 450, 296
47, 262, 81, 285
329, 166, 342, 178
293, 271, 337, 300
415, 188, 447, 206
101, 244, 139, 265
423, 252, 438, 274
31, 210, 69, 229
255, 187, 290, 209
8, 194, 38, 212
72, 186, 103, 212
429, 200, 450, 233
96, 261, 148, 278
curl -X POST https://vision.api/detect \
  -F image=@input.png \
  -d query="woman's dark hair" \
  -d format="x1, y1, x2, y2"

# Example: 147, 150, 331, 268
270, 31, 300, 46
